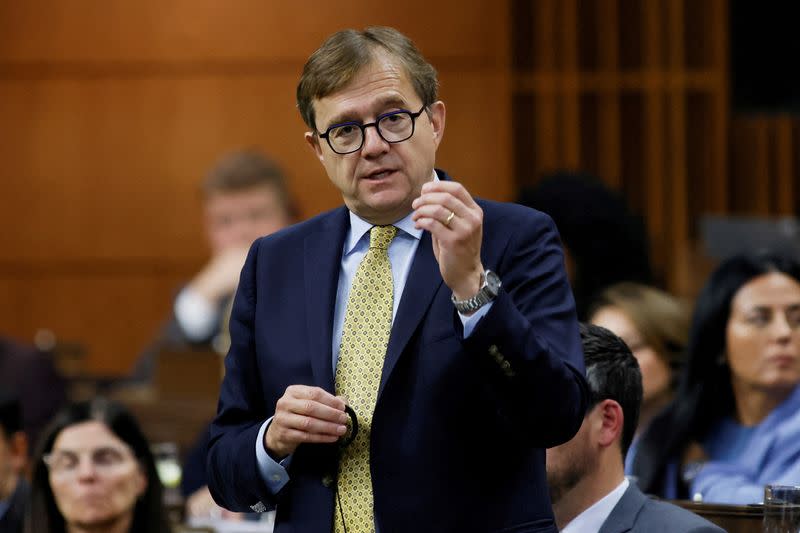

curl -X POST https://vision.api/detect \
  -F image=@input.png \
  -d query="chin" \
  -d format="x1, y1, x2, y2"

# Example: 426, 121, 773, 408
360, 197, 411, 219
70, 511, 125, 530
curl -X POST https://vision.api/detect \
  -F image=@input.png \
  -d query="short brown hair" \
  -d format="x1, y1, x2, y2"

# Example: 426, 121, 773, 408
589, 282, 690, 369
296, 26, 439, 130
203, 150, 291, 213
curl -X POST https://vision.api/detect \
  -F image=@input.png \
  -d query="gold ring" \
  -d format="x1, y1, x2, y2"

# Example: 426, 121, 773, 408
444, 211, 456, 227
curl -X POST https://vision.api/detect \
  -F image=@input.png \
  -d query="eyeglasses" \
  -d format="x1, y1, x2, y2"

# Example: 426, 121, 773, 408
318, 106, 427, 155
43, 445, 136, 477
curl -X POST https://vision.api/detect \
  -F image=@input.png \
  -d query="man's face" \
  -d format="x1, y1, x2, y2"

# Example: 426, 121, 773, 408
545, 413, 596, 505
204, 184, 291, 254
305, 52, 445, 225
0, 428, 25, 500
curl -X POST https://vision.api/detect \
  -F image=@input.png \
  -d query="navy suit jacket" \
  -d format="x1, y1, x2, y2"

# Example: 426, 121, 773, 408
598, 484, 725, 533
0, 479, 28, 533
207, 170, 589, 533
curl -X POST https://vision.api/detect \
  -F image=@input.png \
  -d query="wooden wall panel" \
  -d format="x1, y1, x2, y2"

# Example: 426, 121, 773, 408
511, 0, 738, 296
0, 271, 192, 374
0, 1, 512, 375
0, 1, 507, 64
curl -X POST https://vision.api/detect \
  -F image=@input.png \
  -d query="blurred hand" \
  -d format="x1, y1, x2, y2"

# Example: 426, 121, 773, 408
683, 441, 709, 465
412, 180, 484, 305
186, 486, 244, 521
265, 385, 348, 458
189, 246, 250, 303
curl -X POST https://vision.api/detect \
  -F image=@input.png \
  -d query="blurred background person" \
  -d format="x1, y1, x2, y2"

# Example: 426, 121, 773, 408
516, 171, 653, 320
25, 398, 172, 533
0, 392, 28, 533
589, 282, 690, 473
0, 336, 66, 447
547, 324, 722, 532
133, 149, 294, 380
132, 151, 295, 524
633, 251, 800, 503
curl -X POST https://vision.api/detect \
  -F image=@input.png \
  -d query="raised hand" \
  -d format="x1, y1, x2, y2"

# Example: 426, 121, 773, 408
412, 180, 484, 305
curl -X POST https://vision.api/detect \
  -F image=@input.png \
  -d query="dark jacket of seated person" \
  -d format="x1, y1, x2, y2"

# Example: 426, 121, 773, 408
0, 392, 29, 533
0, 337, 66, 445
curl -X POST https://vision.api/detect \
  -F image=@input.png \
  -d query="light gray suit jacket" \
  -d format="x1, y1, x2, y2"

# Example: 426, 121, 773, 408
598, 483, 726, 533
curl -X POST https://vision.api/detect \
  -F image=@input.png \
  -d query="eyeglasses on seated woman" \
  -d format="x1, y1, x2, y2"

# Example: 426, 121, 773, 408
25, 397, 172, 533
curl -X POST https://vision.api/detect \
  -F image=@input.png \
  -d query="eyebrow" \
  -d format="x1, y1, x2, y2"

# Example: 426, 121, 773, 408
745, 303, 800, 313
323, 96, 411, 130
50, 445, 126, 454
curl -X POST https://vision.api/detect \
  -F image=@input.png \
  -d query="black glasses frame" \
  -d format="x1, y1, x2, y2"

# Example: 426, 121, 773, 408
318, 106, 427, 155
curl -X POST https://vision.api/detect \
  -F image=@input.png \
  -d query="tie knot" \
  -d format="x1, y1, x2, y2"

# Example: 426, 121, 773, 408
369, 225, 397, 250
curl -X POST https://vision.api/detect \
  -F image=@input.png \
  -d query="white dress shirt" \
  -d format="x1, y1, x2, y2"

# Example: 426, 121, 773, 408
174, 286, 219, 341
561, 478, 629, 533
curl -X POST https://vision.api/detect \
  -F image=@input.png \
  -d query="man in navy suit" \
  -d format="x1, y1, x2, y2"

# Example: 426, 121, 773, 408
547, 324, 723, 533
207, 26, 589, 532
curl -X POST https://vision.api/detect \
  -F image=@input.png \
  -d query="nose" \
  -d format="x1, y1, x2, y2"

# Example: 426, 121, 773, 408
773, 313, 793, 342
360, 124, 389, 158
75, 457, 98, 481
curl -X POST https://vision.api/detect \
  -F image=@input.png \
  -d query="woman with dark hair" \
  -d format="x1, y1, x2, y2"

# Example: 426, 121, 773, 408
632, 250, 800, 503
25, 398, 172, 533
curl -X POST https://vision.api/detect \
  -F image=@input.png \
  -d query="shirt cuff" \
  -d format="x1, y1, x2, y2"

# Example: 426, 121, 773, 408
255, 418, 291, 494
459, 302, 493, 338
174, 287, 219, 341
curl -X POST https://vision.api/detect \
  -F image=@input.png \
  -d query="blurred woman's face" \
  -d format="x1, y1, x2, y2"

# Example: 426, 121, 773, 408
47, 421, 147, 530
591, 306, 672, 405
727, 272, 800, 394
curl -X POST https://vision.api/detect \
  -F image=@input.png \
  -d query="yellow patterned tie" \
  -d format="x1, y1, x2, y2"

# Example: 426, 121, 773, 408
334, 225, 397, 533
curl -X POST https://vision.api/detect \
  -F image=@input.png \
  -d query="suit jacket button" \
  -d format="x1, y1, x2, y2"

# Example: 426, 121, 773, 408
322, 474, 335, 488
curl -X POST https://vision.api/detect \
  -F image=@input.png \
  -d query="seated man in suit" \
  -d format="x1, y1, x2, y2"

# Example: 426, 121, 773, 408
133, 150, 294, 379
0, 392, 29, 533
546, 324, 724, 533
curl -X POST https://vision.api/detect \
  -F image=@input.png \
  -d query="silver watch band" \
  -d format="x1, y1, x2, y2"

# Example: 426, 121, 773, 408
451, 270, 501, 313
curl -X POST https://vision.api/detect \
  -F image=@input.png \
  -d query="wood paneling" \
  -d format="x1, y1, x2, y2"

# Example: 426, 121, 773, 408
0, 1, 512, 375
511, 0, 788, 297
0, 268, 193, 373
0, 1, 507, 64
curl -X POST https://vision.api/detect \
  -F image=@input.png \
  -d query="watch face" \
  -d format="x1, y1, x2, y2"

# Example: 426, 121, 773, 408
485, 270, 501, 294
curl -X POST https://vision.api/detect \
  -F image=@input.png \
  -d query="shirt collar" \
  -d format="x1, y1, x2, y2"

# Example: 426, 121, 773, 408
561, 478, 629, 533
343, 170, 436, 255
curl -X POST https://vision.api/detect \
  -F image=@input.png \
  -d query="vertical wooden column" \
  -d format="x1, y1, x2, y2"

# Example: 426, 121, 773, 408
596, 0, 621, 189
641, 0, 667, 279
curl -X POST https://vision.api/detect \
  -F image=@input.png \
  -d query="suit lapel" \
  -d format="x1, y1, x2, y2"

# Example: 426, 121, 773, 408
598, 483, 646, 533
378, 230, 443, 397
305, 207, 349, 393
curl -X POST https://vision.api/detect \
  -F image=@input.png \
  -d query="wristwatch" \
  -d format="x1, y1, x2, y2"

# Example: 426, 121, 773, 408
451, 270, 502, 313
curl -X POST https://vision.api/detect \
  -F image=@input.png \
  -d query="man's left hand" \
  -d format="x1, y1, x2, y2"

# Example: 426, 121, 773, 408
412, 180, 484, 303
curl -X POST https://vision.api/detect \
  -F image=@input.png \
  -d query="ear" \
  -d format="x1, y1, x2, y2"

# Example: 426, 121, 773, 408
594, 399, 624, 450
428, 100, 446, 148
305, 131, 325, 164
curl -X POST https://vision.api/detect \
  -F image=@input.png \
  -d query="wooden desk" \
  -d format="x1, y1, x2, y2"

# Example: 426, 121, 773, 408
109, 348, 222, 457
671, 500, 764, 533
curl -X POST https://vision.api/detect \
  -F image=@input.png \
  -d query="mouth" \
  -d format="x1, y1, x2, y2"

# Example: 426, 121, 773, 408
361, 168, 396, 181
769, 354, 798, 366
